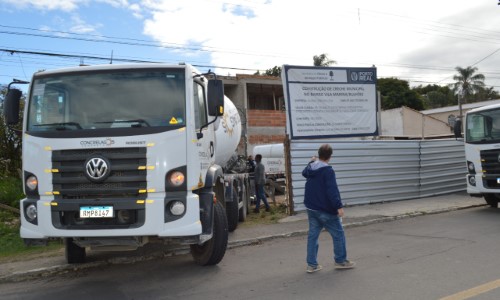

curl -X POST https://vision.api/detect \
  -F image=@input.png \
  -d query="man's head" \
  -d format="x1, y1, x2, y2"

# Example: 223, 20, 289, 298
255, 154, 262, 162
318, 144, 332, 161
248, 155, 253, 160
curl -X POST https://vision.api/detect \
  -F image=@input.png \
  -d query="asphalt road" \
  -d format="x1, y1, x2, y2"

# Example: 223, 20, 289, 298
2, 206, 500, 300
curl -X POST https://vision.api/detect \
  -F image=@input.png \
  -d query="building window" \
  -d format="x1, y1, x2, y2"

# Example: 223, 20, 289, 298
247, 84, 284, 110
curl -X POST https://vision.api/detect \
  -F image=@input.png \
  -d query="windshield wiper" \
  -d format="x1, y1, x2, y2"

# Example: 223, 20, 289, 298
34, 122, 82, 130
95, 119, 151, 127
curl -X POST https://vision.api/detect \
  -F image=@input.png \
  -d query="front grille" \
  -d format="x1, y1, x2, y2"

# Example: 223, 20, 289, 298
480, 149, 500, 189
50, 148, 148, 229
52, 147, 147, 199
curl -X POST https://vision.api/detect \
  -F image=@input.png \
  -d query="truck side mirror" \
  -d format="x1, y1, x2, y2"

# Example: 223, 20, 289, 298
3, 88, 22, 125
453, 119, 462, 138
207, 79, 224, 117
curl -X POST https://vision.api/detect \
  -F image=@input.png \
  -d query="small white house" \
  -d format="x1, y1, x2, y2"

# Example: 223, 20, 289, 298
381, 106, 452, 138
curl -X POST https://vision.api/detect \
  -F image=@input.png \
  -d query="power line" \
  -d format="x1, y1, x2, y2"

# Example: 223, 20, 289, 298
0, 48, 262, 72
0, 25, 299, 60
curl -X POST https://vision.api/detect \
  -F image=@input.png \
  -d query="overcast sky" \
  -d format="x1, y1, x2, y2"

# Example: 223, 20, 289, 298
1, 0, 500, 90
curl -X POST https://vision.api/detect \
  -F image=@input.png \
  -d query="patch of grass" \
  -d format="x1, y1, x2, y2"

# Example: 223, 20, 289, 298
0, 211, 63, 260
241, 203, 289, 227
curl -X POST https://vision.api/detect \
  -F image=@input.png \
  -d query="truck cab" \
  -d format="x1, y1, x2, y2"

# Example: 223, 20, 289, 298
4, 63, 232, 265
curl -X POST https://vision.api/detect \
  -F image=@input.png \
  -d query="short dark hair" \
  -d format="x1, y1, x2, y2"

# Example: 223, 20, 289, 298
318, 144, 332, 160
255, 154, 262, 162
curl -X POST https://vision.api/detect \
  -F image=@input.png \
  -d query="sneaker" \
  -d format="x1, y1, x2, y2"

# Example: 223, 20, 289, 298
265, 207, 270, 212
334, 260, 356, 269
306, 264, 323, 273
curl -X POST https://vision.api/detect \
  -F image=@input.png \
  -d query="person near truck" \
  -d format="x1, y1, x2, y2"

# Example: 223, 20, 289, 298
302, 144, 355, 273
254, 154, 270, 213
247, 155, 256, 173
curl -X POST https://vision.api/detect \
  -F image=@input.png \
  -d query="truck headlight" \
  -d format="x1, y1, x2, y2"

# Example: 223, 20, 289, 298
169, 201, 185, 216
168, 171, 185, 187
26, 175, 38, 191
467, 161, 475, 174
25, 204, 37, 221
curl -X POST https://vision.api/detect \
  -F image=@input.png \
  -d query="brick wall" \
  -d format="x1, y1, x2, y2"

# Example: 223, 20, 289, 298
247, 109, 286, 146
248, 110, 286, 127
249, 134, 285, 144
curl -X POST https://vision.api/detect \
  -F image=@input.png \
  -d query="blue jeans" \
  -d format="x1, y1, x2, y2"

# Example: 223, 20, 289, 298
255, 184, 269, 211
306, 209, 347, 266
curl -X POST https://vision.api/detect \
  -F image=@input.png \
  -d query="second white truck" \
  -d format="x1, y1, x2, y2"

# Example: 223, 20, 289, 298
455, 102, 500, 208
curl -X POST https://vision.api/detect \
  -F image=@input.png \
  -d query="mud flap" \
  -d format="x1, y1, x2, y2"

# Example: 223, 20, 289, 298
199, 188, 214, 236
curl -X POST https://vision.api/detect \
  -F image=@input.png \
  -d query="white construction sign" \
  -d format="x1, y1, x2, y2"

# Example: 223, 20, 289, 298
282, 65, 378, 139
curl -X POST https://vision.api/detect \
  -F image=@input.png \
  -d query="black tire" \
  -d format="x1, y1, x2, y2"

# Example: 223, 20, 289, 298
484, 194, 499, 208
190, 201, 228, 266
226, 187, 239, 232
264, 181, 275, 198
65, 238, 86, 264
238, 182, 247, 222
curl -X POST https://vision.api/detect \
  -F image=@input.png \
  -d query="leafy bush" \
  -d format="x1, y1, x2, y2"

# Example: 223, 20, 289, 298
0, 176, 24, 208
0, 85, 24, 178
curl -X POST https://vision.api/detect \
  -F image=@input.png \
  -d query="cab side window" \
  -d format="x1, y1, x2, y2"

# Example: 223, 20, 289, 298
193, 82, 207, 130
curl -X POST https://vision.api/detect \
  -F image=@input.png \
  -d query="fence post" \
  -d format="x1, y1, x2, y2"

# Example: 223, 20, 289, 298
284, 134, 294, 215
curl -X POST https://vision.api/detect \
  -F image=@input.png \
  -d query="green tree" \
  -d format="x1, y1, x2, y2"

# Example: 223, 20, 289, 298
378, 78, 424, 110
264, 66, 281, 77
313, 53, 336, 66
452, 66, 485, 104
412, 84, 455, 108
471, 86, 500, 102
0, 85, 24, 177
255, 66, 281, 77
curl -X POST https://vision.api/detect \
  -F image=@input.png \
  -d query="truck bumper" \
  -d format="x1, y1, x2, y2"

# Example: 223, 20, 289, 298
466, 174, 495, 197
19, 193, 202, 239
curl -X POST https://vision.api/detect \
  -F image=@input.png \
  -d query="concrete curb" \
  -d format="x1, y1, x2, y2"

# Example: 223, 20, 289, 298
0, 203, 485, 283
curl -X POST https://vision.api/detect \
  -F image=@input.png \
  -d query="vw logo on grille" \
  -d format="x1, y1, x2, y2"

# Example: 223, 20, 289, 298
84, 156, 111, 182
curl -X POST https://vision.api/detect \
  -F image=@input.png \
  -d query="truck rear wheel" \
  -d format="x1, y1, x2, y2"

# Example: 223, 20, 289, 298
190, 201, 228, 266
65, 238, 86, 264
484, 194, 499, 208
226, 188, 239, 232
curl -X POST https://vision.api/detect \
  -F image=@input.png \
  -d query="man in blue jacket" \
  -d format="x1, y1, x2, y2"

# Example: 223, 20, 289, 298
302, 144, 355, 273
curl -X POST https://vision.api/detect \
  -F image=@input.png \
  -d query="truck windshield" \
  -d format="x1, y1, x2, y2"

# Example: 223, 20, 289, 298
466, 108, 500, 144
27, 69, 186, 132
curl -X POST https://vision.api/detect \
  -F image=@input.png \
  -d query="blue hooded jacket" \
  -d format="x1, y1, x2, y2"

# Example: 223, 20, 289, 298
302, 160, 343, 215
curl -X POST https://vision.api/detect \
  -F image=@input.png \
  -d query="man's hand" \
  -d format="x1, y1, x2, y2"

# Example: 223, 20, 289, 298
337, 208, 345, 217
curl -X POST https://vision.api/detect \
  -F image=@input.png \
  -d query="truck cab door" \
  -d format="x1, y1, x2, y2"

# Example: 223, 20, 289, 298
194, 82, 214, 178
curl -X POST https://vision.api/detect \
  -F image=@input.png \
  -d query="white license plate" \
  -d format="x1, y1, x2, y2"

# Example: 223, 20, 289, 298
80, 206, 114, 218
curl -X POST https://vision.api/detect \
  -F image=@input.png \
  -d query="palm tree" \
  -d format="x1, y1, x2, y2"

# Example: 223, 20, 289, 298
452, 66, 485, 118
313, 54, 336, 66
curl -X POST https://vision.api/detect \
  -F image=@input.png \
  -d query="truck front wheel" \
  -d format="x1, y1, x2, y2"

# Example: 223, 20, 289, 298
484, 194, 499, 208
65, 238, 86, 264
190, 201, 228, 266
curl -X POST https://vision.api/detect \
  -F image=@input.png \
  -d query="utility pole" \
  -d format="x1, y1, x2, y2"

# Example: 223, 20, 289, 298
458, 92, 463, 121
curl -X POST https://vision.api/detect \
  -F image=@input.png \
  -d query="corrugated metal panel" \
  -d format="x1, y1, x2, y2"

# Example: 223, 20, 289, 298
419, 139, 467, 197
290, 139, 466, 212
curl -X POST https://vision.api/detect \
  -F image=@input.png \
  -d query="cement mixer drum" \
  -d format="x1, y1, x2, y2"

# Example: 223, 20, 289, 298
214, 96, 242, 167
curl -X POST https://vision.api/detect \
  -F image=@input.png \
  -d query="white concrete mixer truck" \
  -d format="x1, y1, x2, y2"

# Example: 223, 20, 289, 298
3, 63, 251, 265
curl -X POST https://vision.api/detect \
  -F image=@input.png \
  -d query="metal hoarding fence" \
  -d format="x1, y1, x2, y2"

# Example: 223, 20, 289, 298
288, 139, 466, 212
